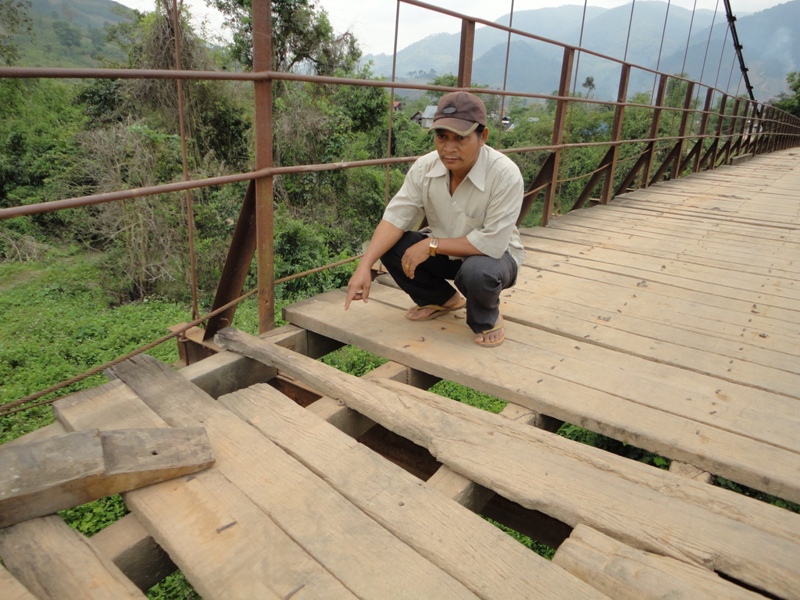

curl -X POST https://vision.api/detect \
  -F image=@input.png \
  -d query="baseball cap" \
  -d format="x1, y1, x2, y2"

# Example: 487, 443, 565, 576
432, 91, 487, 136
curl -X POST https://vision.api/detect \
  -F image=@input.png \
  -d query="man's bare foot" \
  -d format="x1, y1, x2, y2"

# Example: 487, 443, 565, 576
405, 293, 465, 321
475, 315, 504, 347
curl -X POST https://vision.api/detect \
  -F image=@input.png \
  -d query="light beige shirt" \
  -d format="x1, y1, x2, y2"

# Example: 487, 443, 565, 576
382, 145, 526, 266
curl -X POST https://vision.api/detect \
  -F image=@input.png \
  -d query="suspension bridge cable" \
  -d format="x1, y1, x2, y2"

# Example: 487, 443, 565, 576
722, 0, 755, 101
697, 0, 721, 87
725, 47, 738, 94
570, 0, 589, 96
497, 0, 515, 147
652, 0, 672, 102
713, 22, 731, 90
681, 0, 699, 76
623, 0, 637, 63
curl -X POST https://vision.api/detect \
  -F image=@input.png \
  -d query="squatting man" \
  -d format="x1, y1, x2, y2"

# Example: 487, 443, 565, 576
344, 91, 525, 348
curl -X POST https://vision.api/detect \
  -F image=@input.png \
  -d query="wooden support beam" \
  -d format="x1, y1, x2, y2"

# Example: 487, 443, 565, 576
0, 515, 145, 599
427, 402, 565, 543
553, 525, 763, 600
109, 356, 477, 598
91, 513, 177, 592
0, 428, 214, 528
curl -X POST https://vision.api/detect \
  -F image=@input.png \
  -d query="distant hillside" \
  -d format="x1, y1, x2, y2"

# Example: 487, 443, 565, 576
366, 1, 799, 103
15, 0, 134, 67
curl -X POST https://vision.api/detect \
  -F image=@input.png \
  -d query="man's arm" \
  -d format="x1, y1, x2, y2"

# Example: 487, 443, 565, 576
344, 219, 404, 309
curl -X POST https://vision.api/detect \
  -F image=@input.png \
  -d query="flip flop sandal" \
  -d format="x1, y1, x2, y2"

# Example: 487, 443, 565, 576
475, 317, 505, 348
405, 297, 466, 321
475, 326, 504, 348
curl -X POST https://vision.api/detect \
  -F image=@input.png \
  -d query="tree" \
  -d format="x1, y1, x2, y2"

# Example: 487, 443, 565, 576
208, 0, 361, 75
771, 72, 800, 119
52, 20, 83, 55
582, 76, 596, 99
0, 0, 32, 65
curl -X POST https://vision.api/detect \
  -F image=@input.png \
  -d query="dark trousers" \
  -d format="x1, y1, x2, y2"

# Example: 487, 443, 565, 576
381, 231, 518, 333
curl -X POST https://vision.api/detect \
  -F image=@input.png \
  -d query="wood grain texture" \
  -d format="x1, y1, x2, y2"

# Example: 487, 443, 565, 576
282, 283, 800, 504
0, 515, 145, 600
553, 524, 766, 600
0, 563, 37, 600
52, 379, 349, 600
215, 326, 800, 600
218, 383, 605, 600
108, 354, 478, 600
0, 427, 213, 527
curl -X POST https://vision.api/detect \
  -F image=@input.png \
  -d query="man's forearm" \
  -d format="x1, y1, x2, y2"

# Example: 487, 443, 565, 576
433, 236, 482, 258
359, 219, 404, 270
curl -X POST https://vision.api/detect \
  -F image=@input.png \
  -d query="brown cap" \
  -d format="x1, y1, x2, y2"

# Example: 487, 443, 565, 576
432, 91, 487, 136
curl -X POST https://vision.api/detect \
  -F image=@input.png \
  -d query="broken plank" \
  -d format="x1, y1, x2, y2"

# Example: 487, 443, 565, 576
552, 525, 764, 600
53, 379, 351, 600
214, 327, 800, 600
0, 427, 214, 528
108, 354, 479, 600
218, 383, 605, 600
0, 515, 145, 600
281, 286, 800, 504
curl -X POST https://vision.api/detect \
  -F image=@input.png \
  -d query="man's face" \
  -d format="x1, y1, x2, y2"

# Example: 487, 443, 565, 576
433, 128, 489, 178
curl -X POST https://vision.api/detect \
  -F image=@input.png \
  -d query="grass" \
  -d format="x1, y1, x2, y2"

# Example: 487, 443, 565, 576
0, 250, 192, 442
0, 250, 200, 599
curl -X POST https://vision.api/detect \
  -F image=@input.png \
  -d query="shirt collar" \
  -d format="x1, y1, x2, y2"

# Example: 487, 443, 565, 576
426, 145, 489, 193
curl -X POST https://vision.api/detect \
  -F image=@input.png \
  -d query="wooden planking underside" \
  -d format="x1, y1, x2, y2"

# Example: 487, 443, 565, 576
283, 150, 800, 504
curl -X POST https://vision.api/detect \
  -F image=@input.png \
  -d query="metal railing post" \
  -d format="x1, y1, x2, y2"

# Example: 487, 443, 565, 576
543, 47, 576, 225
600, 63, 631, 203
643, 74, 669, 188
457, 19, 476, 87
253, 0, 275, 333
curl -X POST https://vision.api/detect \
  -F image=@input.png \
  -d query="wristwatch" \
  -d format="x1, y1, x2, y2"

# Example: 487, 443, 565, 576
429, 237, 439, 256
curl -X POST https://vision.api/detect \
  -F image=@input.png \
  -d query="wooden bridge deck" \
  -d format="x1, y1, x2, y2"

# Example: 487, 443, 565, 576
2, 149, 799, 599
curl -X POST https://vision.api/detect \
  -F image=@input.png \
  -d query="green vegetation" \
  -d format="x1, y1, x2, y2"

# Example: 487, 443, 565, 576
772, 71, 800, 119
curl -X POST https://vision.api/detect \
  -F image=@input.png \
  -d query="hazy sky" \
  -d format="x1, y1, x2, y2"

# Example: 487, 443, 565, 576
116, 0, 790, 55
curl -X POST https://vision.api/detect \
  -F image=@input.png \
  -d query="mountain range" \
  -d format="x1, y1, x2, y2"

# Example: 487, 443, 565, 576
15, 0, 799, 103
366, 1, 800, 103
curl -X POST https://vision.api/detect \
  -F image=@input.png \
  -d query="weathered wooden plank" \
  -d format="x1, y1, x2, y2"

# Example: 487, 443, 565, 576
0, 563, 37, 600
514, 262, 800, 359
501, 287, 800, 399
218, 383, 607, 600
427, 403, 540, 511
548, 204, 800, 249
530, 221, 800, 281
53, 379, 351, 600
520, 235, 800, 313
178, 324, 342, 399
564, 201, 800, 245
108, 354, 479, 600
552, 525, 765, 600
0, 427, 214, 527
509, 272, 800, 376
215, 327, 800, 599
2, 421, 66, 448
0, 515, 145, 600
282, 286, 800, 503
91, 513, 176, 592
